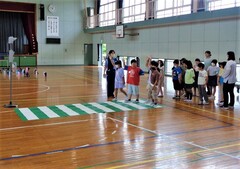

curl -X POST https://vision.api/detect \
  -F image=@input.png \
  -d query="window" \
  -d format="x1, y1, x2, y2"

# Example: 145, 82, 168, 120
156, 0, 192, 18
206, 0, 240, 11
99, 0, 116, 27
123, 0, 146, 23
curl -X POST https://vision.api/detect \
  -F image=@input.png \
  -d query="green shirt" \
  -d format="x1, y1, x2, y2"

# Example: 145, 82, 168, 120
185, 68, 195, 84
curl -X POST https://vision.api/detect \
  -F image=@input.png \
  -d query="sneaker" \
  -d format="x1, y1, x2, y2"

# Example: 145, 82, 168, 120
150, 102, 158, 107
220, 105, 229, 109
204, 102, 209, 105
158, 94, 163, 97
217, 102, 223, 106
173, 96, 180, 100
186, 100, 193, 102
198, 102, 203, 105
229, 106, 234, 109
125, 99, 131, 103
134, 99, 139, 103
112, 98, 117, 101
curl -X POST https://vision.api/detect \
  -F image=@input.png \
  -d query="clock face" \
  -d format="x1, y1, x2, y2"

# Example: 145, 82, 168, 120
48, 4, 56, 13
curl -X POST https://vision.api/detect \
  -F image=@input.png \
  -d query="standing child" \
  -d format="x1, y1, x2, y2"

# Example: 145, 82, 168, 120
145, 57, 159, 103
193, 58, 201, 96
184, 60, 195, 102
145, 60, 160, 106
124, 59, 144, 103
157, 60, 164, 97
198, 63, 209, 105
217, 61, 226, 106
172, 59, 183, 99
207, 59, 220, 99
112, 60, 128, 101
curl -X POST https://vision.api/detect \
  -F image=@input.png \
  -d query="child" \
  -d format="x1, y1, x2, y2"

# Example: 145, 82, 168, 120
124, 59, 144, 103
172, 59, 183, 99
112, 60, 127, 101
148, 65, 160, 106
207, 59, 220, 99
157, 60, 164, 97
198, 63, 209, 105
184, 60, 195, 102
145, 57, 158, 102
145, 59, 160, 106
193, 58, 201, 96
217, 61, 226, 106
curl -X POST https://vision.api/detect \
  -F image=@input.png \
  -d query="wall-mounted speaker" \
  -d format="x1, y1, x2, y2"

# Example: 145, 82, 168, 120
46, 38, 61, 44
40, 4, 45, 21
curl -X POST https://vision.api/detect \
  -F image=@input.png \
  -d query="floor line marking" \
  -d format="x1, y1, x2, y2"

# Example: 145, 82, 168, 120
0, 119, 90, 131
107, 142, 240, 169
107, 116, 240, 168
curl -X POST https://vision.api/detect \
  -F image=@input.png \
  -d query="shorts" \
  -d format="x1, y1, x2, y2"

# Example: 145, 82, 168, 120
147, 84, 157, 100
208, 75, 217, 86
173, 80, 183, 90
127, 84, 139, 95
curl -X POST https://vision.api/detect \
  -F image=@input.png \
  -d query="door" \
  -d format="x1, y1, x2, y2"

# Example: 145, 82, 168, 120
84, 44, 93, 66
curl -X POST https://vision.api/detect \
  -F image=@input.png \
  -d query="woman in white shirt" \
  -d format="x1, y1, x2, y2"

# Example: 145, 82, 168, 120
221, 51, 237, 109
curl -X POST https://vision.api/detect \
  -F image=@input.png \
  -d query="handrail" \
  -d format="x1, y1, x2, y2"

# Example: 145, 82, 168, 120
85, 0, 240, 29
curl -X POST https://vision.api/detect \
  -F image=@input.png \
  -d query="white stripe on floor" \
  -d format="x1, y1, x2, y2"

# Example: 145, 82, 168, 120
89, 103, 114, 113
19, 108, 39, 120
38, 106, 60, 118
56, 105, 79, 116
105, 101, 131, 111
73, 104, 98, 114
118, 100, 147, 109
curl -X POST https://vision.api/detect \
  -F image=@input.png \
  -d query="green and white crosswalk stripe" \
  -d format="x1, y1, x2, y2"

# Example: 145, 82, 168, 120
15, 100, 162, 121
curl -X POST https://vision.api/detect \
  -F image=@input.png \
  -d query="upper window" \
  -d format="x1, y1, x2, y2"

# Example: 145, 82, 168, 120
156, 0, 192, 18
206, 0, 240, 11
123, 0, 146, 23
99, 0, 116, 27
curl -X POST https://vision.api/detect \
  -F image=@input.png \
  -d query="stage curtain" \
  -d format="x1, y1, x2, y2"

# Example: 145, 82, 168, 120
21, 13, 38, 54
0, 12, 25, 54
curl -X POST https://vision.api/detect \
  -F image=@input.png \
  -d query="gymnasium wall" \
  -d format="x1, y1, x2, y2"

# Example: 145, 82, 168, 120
92, 16, 240, 71
2, 0, 94, 65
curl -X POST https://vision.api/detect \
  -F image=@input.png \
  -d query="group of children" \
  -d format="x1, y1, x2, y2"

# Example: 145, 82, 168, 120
172, 56, 226, 105
111, 56, 164, 106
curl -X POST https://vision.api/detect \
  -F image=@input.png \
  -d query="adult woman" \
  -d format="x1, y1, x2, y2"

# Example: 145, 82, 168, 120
221, 51, 237, 109
103, 50, 117, 98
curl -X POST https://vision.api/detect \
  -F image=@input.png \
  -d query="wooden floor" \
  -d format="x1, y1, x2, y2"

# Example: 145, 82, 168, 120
0, 66, 240, 169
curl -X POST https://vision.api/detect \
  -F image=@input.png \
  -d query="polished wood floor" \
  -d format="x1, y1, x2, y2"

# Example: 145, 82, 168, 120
0, 66, 240, 169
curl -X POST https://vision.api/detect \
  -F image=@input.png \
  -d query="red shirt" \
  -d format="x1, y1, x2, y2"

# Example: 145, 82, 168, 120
125, 66, 143, 86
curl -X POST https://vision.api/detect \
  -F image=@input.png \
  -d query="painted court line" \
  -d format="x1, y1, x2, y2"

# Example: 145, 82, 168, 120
107, 117, 240, 168
120, 101, 148, 109
0, 119, 90, 131
55, 105, 79, 116
38, 106, 60, 118
73, 104, 98, 114
89, 102, 115, 112
18, 108, 39, 120
105, 102, 131, 111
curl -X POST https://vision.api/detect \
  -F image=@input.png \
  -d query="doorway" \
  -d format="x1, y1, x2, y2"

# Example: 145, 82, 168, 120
84, 44, 93, 65
97, 43, 107, 66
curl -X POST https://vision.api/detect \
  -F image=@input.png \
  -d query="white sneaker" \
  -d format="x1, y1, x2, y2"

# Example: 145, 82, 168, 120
112, 98, 117, 101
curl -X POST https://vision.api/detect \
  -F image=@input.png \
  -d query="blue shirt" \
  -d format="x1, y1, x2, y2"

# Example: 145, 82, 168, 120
172, 66, 182, 80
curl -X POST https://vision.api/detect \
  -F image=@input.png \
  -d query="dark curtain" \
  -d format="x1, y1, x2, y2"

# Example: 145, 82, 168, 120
96, 0, 100, 14
0, 12, 25, 54
145, 0, 155, 20
117, 0, 123, 24
197, 0, 205, 12
21, 13, 38, 54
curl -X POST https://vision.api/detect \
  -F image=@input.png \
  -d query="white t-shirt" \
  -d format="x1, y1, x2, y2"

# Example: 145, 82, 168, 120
198, 70, 208, 85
